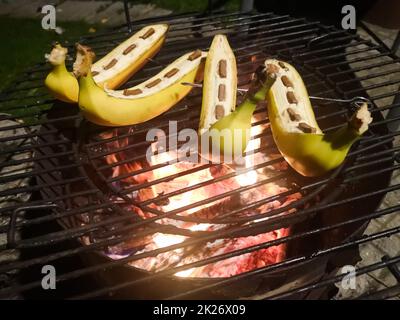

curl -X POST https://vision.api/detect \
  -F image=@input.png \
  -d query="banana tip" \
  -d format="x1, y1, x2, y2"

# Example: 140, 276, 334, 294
350, 103, 372, 134
73, 43, 95, 78
46, 43, 68, 66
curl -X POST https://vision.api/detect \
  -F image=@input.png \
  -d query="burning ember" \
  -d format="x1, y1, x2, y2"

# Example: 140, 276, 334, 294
94, 112, 301, 279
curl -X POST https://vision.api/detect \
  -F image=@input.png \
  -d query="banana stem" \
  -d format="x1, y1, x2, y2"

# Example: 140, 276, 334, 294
46, 44, 68, 66
73, 44, 95, 78
235, 98, 257, 116
324, 124, 360, 150
236, 74, 276, 115
324, 104, 371, 149
52, 62, 69, 76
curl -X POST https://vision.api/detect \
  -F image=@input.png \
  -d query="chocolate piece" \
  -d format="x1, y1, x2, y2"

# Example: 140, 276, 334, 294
281, 75, 293, 88
91, 71, 99, 76
287, 108, 301, 121
188, 50, 202, 61
123, 88, 142, 96
218, 84, 226, 101
145, 78, 161, 88
215, 105, 225, 119
164, 68, 179, 78
123, 44, 136, 55
103, 58, 117, 70
218, 60, 227, 78
140, 28, 155, 39
286, 91, 298, 104
298, 122, 316, 133
278, 61, 286, 69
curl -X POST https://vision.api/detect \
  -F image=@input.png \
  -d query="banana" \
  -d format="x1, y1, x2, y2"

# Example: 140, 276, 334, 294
74, 44, 206, 126
44, 24, 169, 103
44, 44, 79, 103
264, 59, 373, 177
200, 70, 276, 163
198, 34, 237, 136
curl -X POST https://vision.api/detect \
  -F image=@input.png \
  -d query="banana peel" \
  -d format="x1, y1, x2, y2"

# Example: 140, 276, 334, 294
44, 24, 169, 103
75, 44, 206, 126
264, 59, 373, 177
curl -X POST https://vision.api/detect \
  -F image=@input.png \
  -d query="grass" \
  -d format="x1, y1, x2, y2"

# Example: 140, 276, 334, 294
0, 0, 241, 120
0, 15, 103, 93
0, 0, 241, 94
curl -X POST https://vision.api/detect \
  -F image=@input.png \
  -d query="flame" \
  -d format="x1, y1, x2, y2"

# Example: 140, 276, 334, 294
102, 117, 298, 278
153, 221, 212, 278
236, 118, 261, 187
189, 223, 212, 231
152, 231, 196, 277
149, 144, 224, 215
236, 170, 257, 187
153, 233, 185, 248
172, 223, 212, 277
174, 268, 196, 277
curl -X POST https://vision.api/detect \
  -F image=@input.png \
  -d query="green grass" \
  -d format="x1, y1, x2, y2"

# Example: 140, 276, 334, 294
0, 0, 241, 93
0, 15, 103, 92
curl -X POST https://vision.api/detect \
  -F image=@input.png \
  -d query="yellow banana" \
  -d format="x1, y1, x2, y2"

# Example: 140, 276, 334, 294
264, 59, 372, 177
200, 70, 276, 163
74, 44, 206, 126
44, 24, 169, 103
198, 34, 237, 136
44, 44, 79, 103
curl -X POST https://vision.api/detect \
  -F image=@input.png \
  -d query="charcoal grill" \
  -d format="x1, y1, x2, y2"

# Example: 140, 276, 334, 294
1, 9, 400, 300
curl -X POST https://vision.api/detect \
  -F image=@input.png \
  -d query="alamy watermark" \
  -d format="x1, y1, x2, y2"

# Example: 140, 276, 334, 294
341, 5, 356, 30
339, 265, 357, 290
41, 265, 56, 290
41, 4, 63, 34
41, 5, 56, 30
145, 121, 254, 168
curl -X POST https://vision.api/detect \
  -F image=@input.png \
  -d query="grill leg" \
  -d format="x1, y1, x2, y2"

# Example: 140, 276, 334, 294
123, 0, 132, 32
392, 30, 400, 55
386, 90, 400, 132
384, 31, 400, 132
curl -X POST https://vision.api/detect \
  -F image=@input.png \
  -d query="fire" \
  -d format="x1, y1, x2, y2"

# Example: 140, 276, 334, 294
235, 118, 261, 187
102, 117, 301, 278
174, 268, 196, 278
153, 233, 185, 248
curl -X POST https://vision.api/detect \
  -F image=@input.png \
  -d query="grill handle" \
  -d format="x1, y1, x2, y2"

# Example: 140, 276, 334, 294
7, 204, 59, 249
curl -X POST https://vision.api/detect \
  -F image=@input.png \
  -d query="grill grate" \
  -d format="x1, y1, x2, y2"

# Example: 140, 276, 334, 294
0, 10, 400, 299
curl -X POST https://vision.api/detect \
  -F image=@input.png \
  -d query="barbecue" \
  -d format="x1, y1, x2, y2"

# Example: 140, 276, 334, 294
0, 8, 400, 300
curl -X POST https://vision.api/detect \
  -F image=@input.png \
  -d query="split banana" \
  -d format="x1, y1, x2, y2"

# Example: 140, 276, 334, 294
264, 59, 373, 177
74, 44, 206, 126
198, 34, 237, 136
201, 70, 276, 163
44, 24, 169, 103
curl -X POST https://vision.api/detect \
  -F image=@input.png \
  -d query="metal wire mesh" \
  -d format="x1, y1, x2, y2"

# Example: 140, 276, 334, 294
0, 10, 399, 299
